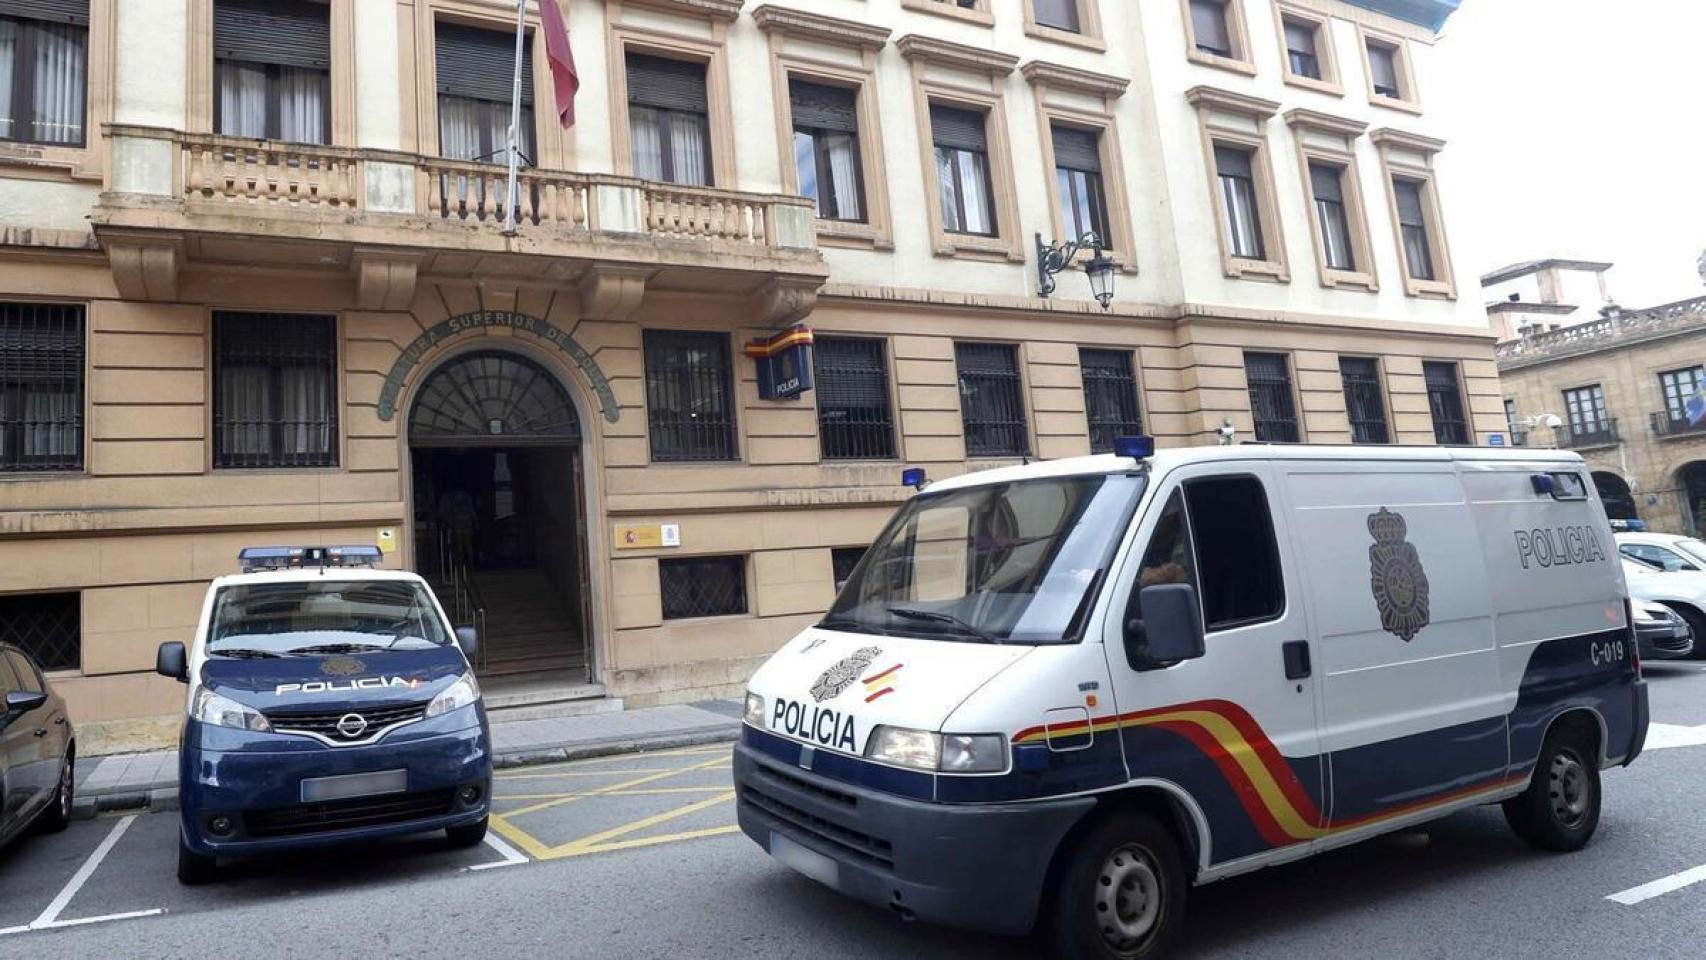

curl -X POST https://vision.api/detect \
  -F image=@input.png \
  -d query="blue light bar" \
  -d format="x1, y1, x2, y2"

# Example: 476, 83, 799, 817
238, 545, 383, 573
1530, 475, 1556, 496
1113, 436, 1155, 459
901, 467, 928, 490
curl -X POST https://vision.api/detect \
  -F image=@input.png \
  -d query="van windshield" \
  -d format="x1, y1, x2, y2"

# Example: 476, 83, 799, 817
208, 580, 452, 656
823, 473, 1145, 645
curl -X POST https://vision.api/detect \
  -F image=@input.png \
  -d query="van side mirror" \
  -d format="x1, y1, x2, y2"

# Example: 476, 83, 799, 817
1124, 583, 1206, 669
156, 641, 189, 683
455, 626, 480, 661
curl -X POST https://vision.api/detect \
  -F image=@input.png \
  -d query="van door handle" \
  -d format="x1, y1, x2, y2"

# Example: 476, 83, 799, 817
33, 728, 49, 738
1282, 640, 1312, 680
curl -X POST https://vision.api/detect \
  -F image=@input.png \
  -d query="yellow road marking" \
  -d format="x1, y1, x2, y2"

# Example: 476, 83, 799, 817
495, 746, 730, 776
561, 825, 741, 856
496, 762, 731, 781
539, 791, 736, 860
494, 787, 732, 802
502, 757, 729, 818
488, 814, 555, 860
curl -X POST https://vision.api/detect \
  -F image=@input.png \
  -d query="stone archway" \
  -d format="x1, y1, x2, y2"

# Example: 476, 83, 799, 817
1591, 471, 1639, 523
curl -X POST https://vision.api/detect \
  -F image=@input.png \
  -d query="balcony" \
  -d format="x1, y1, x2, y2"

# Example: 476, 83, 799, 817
91, 126, 825, 321
1651, 411, 1706, 441
1557, 419, 1620, 451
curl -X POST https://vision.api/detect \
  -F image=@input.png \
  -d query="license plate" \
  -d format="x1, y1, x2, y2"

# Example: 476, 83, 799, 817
300, 769, 407, 803
771, 832, 840, 889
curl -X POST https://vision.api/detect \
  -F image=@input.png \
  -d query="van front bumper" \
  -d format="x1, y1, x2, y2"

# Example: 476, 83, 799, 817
733, 739, 1094, 936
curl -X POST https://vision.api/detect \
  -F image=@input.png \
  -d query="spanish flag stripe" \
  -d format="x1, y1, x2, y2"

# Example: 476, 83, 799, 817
1140, 712, 1324, 841
1144, 719, 1304, 848
862, 664, 903, 686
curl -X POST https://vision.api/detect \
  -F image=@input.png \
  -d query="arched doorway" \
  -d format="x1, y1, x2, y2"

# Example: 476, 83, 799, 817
1592, 471, 1639, 523
409, 350, 591, 684
1681, 462, 1706, 535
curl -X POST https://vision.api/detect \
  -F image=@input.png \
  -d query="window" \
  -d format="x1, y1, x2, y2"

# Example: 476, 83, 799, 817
643, 330, 737, 462
1131, 491, 1197, 627
1215, 145, 1265, 261
1185, 476, 1285, 629
1244, 352, 1300, 443
1309, 162, 1356, 272
0, 592, 79, 672
955, 342, 1029, 458
1621, 543, 1700, 573
790, 79, 865, 223
627, 53, 711, 187
1339, 356, 1390, 445
1080, 348, 1143, 454
1563, 385, 1611, 443
1423, 361, 1469, 445
814, 336, 895, 460
436, 21, 534, 163
1393, 177, 1435, 282
0, 1, 88, 147
213, 312, 338, 469
1189, 0, 1235, 57
1034, 0, 1081, 33
1, 302, 83, 473
931, 104, 996, 237
831, 546, 868, 591
214, 0, 330, 145
1053, 125, 1109, 243
660, 555, 748, 620
1660, 367, 1706, 424
1504, 398, 1522, 444
1366, 39, 1404, 99
1284, 17, 1321, 79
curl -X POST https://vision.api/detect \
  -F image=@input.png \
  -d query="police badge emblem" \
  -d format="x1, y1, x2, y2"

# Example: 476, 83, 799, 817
1367, 508, 1430, 643
809, 646, 882, 703
321, 656, 366, 677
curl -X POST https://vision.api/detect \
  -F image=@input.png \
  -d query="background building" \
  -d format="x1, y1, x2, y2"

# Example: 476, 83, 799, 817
0, 0, 1493, 750
1482, 257, 1614, 343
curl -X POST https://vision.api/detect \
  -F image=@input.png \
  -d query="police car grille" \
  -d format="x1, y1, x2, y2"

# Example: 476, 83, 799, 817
741, 781, 893, 871
265, 703, 429, 742
244, 789, 457, 838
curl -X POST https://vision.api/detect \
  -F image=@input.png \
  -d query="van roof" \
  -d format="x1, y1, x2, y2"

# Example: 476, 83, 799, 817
923, 444, 1586, 494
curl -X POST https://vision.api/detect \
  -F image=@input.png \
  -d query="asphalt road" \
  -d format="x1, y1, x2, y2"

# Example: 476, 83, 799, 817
4, 663, 1706, 959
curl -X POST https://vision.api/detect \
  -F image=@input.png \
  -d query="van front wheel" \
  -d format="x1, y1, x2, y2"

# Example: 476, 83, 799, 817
1048, 811, 1186, 960
1503, 726, 1600, 852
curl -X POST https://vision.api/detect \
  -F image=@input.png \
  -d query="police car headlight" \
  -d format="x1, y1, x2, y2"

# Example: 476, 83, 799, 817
744, 691, 765, 728
426, 672, 480, 718
939, 733, 1008, 773
191, 688, 271, 733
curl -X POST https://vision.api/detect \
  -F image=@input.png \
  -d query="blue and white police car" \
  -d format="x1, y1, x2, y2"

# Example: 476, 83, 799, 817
156, 546, 491, 884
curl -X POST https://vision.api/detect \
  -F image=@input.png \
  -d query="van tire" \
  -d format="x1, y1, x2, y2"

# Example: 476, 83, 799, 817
446, 817, 489, 849
177, 836, 218, 885
1503, 725, 1600, 852
1048, 811, 1186, 960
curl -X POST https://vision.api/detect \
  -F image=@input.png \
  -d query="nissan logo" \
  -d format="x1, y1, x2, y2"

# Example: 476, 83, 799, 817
336, 713, 369, 739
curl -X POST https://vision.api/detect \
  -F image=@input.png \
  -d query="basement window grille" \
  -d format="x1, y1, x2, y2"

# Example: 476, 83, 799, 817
955, 342, 1030, 458
1079, 348, 1143, 454
814, 336, 895, 461
0, 301, 84, 473
0, 592, 80, 672
213, 311, 339, 469
660, 555, 748, 620
1244, 352, 1300, 443
1424, 361, 1470, 446
1339, 356, 1391, 445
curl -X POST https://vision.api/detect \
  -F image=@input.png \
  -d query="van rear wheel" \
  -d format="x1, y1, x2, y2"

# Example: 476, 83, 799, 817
1503, 725, 1600, 852
1048, 811, 1186, 960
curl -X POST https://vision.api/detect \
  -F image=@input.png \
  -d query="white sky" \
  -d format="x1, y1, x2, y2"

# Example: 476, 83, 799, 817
1435, 0, 1706, 308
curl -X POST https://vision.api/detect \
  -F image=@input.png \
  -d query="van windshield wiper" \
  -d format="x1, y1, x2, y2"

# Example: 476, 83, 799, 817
886, 607, 1004, 645
815, 617, 891, 638
288, 642, 386, 655
208, 648, 286, 659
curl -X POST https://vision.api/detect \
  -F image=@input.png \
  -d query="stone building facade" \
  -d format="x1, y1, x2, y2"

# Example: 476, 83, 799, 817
0, 0, 1498, 749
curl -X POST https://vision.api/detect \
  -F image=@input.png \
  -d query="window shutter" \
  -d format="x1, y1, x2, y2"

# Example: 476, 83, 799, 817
436, 21, 534, 105
1368, 44, 1400, 91
1034, 0, 1081, 32
1309, 163, 1344, 203
213, 0, 330, 70
789, 79, 858, 134
1283, 20, 1316, 57
930, 104, 988, 152
1214, 144, 1254, 179
2, 0, 88, 26
1190, 0, 1232, 52
1394, 179, 1427, 225
627, 53, 708, 114
1051, 126, 1101, 172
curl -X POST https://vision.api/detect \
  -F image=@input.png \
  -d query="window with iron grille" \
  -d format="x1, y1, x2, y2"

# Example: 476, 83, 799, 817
0, 592, 79, 672
214, 0, 331, 145
213, 312, 339, 469
955, 342, 1030, 458
831, 546, 867, 590
1080, 348, 1142, 454
1423, 361, 1469, 445
1, 302, 83, 473
814, 336, 895, 460
659, 555, 747, 620
1338, 356, 1390, 444
0, 2, 89, 147
1244, 352, 1300, 443
644, 329, 738, 462
1660, 367, 1706, 423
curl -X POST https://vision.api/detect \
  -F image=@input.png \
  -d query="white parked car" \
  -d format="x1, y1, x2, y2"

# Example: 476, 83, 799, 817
1621, 557, 1706, 658
1616, 532, 1706, 573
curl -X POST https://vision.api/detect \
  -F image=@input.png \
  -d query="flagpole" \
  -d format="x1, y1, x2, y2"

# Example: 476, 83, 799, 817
502, 0, 527, 237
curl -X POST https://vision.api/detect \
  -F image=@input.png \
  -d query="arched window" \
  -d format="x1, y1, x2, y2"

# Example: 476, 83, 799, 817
410, 351, 580, 445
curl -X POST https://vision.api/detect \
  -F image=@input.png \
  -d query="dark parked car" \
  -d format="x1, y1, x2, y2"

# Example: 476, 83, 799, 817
1, 644, 74, 848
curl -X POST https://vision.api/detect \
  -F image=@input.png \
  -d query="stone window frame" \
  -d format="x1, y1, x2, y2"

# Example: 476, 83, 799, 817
1180, 0, 1256, 77
1357, 23, 1422, 115
901, 0, 995, 29
1188, 85, 1289, 283
189, 0, 355, 146
203, 309, 348, 474
1371, 127, 1455, 300
603, 9, 738, 187
755, 5, 894, 251
1337, 352, 1397, 445
899, 35, 1024, 264
1243, 349, 1308, 443
1272, 1, 1342, 96
0, 299, 89, 477
0, 0, 115, 184
1023, 0, 1107, 53
1023, 60, 1137, 276
1285, 108, 1377, 291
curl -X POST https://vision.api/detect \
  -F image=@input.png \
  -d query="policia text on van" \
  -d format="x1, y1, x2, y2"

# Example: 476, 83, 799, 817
734, 443, 1648, 960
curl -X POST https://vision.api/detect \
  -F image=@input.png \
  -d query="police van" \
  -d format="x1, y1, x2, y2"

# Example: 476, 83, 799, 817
733, 442, 1648, 959
155, 546, 491, 884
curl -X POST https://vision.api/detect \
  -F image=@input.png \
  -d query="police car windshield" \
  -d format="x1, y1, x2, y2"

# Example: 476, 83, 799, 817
1675, 539, 1706, 566
208, 580, 452, 656
824, 473, 1145, 645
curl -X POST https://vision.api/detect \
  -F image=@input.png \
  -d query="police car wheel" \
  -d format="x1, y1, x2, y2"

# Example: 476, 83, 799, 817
1049, 811, 1185, 960
1503, 726, 1600, 852
446, 817, 489, 849
1672, 606, 1706, 660
178, 836, 218, 885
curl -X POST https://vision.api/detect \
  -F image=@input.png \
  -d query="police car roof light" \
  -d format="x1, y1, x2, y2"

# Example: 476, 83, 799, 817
1114, 436, 1155, 460
1530, 474, 1556, 496
238, 545, 383, 573
901, 467, 929, 490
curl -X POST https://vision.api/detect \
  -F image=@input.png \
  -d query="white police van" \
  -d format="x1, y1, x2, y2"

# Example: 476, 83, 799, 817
734, 441, 1648, 959
156, 547, 491, 883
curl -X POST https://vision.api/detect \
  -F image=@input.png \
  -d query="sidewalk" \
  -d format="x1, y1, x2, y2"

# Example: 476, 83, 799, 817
71, 699, 743, 819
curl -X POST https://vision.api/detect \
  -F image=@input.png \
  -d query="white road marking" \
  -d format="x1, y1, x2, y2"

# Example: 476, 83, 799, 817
0, 815, 167, 937
469, 831, 529, 871
1642, 723, 1706, 751
1608, 864, 1706, 905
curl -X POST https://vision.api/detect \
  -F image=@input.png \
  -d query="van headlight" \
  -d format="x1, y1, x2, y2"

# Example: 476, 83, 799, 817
191, 687, 271, 732
426, 672, 481, 718
744, 691, 766, 728
865, 726, 1007, 773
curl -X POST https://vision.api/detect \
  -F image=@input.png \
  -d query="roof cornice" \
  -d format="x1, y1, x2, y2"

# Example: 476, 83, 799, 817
1283, 108, 1369, 137
896, 34, 1019, 76
1370, 127, 1447, 154
1185, 85, 1280, 120
1021, 60, 1130, 99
